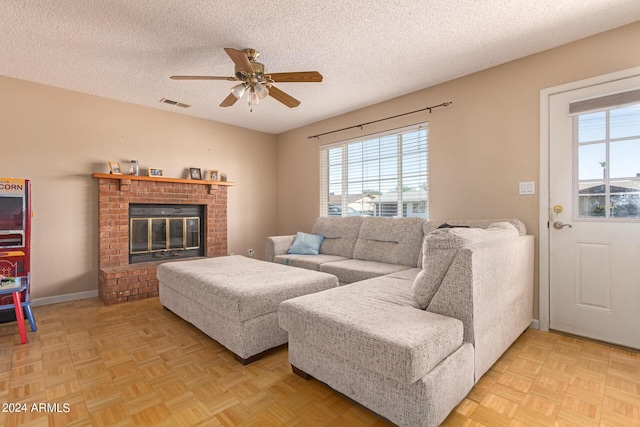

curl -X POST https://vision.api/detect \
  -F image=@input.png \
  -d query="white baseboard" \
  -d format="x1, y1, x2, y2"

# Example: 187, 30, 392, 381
529, 319, 540, 330
32, 290, 99, 307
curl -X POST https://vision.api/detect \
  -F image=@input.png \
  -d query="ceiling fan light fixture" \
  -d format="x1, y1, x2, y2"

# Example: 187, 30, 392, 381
248, 88, 260, 105
254, 82, 269, 99
231, 83, 247, 99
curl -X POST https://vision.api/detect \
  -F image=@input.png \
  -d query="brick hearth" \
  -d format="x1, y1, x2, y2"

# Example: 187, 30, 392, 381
94, 174, 230, 305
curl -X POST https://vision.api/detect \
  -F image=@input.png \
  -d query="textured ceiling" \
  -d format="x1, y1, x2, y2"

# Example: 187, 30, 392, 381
2, 1, 639, 134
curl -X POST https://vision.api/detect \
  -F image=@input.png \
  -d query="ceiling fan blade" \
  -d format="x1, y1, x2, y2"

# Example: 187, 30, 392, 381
171, 75, 237, 81
268, 85, 301, 108
269, 71, 323, 83
224, 48, 254, 74
220, 93, 238, 107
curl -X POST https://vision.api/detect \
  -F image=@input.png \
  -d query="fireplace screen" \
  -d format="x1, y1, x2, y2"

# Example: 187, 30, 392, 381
129, 204, 204, 263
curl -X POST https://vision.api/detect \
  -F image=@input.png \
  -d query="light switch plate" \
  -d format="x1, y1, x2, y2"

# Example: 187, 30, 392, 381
519, 181, 535, 195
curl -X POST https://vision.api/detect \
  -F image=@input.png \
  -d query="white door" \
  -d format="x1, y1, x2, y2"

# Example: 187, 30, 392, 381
549, 76, 640, 349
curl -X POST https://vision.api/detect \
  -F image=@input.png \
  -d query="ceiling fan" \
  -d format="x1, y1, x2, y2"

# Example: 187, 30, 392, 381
171, 48, 322, 110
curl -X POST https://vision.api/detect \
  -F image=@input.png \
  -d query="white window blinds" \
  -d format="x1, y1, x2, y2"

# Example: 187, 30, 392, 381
320, 124, 428, 218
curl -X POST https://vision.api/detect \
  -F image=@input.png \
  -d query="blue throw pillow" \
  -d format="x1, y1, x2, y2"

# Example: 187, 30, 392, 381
288, 232, 324, 255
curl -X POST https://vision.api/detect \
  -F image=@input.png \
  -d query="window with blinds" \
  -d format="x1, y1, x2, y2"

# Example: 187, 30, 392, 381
319, 124, 428, 218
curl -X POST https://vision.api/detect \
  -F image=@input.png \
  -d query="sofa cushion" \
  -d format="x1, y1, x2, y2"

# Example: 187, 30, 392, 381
312, 217, 364, 258
278, 278, 463, 384
319, 259, 412, 284
413, 222, 520, 309
288, 232, 324, 255
352, 217, 425, 267
273, 254, 349, 271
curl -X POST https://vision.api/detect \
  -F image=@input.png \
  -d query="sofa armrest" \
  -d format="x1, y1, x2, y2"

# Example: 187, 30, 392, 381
427, 235, 534, 381
265, 235, 295, 262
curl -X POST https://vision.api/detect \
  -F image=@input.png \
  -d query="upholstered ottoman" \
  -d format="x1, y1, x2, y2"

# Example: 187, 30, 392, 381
157, 255, 338, 363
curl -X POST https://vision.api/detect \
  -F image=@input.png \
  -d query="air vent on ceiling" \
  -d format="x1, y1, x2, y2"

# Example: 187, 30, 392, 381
159, 98, 190, 108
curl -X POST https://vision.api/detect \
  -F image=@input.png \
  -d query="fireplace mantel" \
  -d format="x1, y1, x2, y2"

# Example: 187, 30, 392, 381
92, 173, 235, 187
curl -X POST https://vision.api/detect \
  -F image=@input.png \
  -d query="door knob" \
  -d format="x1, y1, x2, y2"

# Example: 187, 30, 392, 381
552, 221, 572, 230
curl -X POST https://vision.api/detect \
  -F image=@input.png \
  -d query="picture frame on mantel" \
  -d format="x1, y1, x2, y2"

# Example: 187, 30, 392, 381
189, 168, 202, 180
209, 170, 219, 181
108, 161, 122, 175
148, 168, 163, 177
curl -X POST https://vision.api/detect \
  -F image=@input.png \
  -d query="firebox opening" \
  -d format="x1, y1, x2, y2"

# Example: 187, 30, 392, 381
129, 204, 205, 264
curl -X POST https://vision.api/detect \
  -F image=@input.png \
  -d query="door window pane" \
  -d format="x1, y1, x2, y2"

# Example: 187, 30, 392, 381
610, 139, 640, 178
578, 182, 605, 218
610, 180, 640, 218
578, 143, 606, 180
610, 194, 640, 217
578, 111, 606, 143
610, 105, 640, 139
578, 194, 606, 217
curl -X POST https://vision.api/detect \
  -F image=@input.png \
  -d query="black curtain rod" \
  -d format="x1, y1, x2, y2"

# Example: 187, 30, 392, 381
307, 101, 452, 140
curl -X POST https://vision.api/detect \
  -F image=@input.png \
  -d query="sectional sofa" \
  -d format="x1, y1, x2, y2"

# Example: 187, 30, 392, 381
267, 216, 534, 426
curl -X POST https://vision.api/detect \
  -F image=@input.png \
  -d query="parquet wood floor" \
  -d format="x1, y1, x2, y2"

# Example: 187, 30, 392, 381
0, 297, 638, 426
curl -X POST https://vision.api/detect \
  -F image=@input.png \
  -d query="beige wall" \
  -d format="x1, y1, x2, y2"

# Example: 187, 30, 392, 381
1, 76, 277, 299
275, 22, 640, 319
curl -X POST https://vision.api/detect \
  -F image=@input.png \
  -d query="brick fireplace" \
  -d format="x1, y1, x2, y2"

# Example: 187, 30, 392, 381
93, 174, 231, 305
